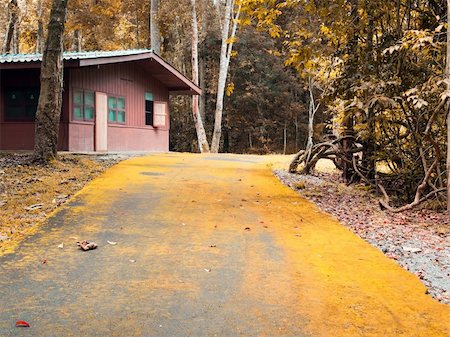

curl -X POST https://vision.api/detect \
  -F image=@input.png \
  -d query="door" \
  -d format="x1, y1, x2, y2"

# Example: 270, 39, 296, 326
95, 92, 108, 152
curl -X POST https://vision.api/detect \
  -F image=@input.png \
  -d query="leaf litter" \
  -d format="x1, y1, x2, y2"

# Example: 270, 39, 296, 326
77, 240, 98, 251
0, 153, 125, 256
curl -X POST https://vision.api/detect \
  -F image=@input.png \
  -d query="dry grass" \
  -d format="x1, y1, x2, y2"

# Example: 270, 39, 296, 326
0, 154, 120, 255
314, 158, 338, 173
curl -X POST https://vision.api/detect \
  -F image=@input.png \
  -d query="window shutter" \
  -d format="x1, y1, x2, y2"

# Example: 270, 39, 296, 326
153, 102, 167, 128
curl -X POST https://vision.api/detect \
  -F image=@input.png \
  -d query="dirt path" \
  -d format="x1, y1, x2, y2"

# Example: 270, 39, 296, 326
0, 153, 449, 337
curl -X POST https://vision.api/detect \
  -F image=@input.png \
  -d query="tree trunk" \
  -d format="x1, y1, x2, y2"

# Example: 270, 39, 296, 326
306, 77, 315, 153
295, 113, 299, 152
72, 29, 82, 51
210, 0, 237, 153
341, 0, 359, 183
33, 0, 70, 162
199, 52, 206, 121
134, 2, 140, 47
362, 0, 376, 181
149, 0, 161, 53
191, 0, 210, 153
2, 0, 19, 54
447, 0, 450, 211
12, 17, 19, 53
199, 2, 208, 122
36, 0, 44, 53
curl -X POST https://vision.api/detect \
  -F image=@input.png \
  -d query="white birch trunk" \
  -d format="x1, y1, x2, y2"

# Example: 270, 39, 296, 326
210, 0, 237, 153
306, 77, 316, 152
191, 0, 210, 153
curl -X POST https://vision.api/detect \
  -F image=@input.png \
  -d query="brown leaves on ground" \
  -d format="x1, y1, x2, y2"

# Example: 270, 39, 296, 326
77, 240, 98, 251
0, 153, 120, 256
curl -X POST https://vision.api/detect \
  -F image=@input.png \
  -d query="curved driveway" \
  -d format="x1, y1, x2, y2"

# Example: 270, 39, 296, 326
0, 153, 449, 337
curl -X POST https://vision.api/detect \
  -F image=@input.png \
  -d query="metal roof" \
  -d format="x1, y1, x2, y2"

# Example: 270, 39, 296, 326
0, 49, 201, 95
0, 49, 153, 64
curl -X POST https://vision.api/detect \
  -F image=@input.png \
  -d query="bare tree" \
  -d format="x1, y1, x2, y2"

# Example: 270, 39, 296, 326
191, 0, 210, 152
33, 0, 70, 162
210, 0, 241, 153
2, 0, 19, 54
305, 76, 320, 161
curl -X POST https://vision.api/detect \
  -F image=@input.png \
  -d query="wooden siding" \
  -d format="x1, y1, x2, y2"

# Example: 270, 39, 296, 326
0, 63, 172, 152
0, 69, 69, 151
69, 63, 169, 128
68, 62, 170, 152
68, 123, 95, 152
107, 126, 169, 152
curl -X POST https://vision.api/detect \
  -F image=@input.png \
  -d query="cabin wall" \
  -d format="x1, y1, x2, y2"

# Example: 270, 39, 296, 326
68, 62, 170, 152
0, 68, 69, 151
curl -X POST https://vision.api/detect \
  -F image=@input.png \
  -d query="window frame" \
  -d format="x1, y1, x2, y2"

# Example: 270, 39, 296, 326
107, 95, 126, 125
145, 92, 154, 127
4, 87, 40, 122
72, 89, 95, 122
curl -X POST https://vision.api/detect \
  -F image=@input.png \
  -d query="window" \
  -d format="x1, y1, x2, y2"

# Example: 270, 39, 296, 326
108, 96, 126, 123
73, 90, 94, 121
4, 88, 39, 121
145, 92, 154, 126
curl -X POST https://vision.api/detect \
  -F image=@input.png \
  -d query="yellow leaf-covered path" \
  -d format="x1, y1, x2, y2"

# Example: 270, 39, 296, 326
0, 153, 449, 336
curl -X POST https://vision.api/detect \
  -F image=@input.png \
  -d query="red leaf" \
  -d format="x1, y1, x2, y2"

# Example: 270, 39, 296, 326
16, 321, 30, 327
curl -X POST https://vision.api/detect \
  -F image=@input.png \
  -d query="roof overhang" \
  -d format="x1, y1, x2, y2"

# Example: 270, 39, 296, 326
0, 50, 201, 96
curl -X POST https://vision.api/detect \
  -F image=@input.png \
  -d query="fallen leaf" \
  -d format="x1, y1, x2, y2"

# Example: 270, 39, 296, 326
107, 241, 117, 245
15, 321, 30, 327
402, 246, 422, 253
24, 204, 43, 211
77, 240, 98, 251
42, 259, 47, 264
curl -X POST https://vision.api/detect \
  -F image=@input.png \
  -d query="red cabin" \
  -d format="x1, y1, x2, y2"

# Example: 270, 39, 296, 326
0, 50, 200, 152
